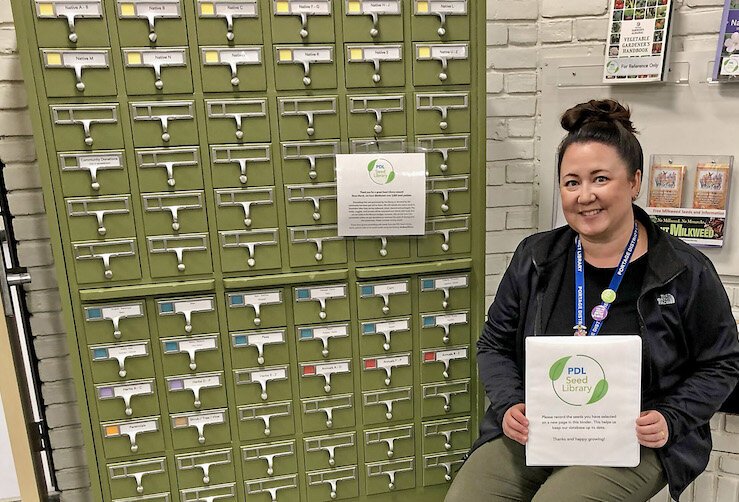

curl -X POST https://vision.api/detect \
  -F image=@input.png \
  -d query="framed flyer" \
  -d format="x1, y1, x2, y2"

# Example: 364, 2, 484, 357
603, 0, 674, 82
525, 336, 642, 467
693, 163, 730, 210
644, 154, 733, 247
647, 163, 685, 207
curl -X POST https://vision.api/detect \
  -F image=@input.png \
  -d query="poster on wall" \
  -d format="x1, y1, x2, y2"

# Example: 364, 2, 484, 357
603, 0, 674, 82
712, 0, 739, 81
336, 153, 426, 236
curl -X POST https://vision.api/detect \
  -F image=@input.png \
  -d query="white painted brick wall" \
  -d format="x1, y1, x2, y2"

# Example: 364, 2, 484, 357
487, 2, 739, 500
0, 0, 85, 498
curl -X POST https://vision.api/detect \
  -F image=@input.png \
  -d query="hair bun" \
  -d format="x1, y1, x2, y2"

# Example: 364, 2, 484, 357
560, 99, 637, 134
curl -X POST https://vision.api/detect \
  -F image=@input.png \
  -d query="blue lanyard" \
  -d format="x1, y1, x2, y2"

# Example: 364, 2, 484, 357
574, 222, 639, 336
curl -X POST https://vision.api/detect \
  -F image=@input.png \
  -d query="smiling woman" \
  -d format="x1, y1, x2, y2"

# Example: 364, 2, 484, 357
444, 99, 739, 502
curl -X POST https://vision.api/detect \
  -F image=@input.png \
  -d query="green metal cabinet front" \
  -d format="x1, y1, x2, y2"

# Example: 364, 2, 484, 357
13, 0, 486, 498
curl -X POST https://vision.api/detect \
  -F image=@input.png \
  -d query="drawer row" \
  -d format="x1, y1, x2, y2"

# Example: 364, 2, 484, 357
47, 95, 472, 151
35, 0, 471, 49
82, 276, 471, 343
100, 382, 472, 459
42, 42, 472, 97
67, 216, 472, 283
59, 135, 471, 198
105, 417, 470, 500
64, 180, 470, 240
93, 349, 472, 420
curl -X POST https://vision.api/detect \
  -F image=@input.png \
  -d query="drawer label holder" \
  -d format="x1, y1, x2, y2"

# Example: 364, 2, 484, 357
278, 96, 337, 137
361, 318, 410, 351
123, 48, 187, 90
424, 451, 466, 482
245, 474, 298, 500
273, 0, 331, 39
35, 0, 103, 43
422, 346, 468, 378
206, 98, 267, 141
216, 187, 274, 228
304, 431, 355, 467
202, 46, 262, 86
211, 144, 271, 185
102, 416, 160, 453
147, 233, 209, 273
234, 365, 288, 400
365, 425, 413, 459
96, 379, 154, 416
420, 274, 468, 309
276, 46, 334, 86
130, 101, 195, 143
198, 0, 259, 41
366, 457, 414, 491
414, 0, 468, 37
142, 191, 204, 232
422, 379, 469, 413
162, 334, 219, 371
176, 448, 233, 485
228, 289, 283, 327
220, 229, 279, 268
43, 49, 110, 92
347, 44, 402, 83
307, 466, 357, 500
242, 439, 295, 476
232, 329, 286, 365
51, 104, 118, 147
91, 340, 149, 378
59, 151, 124, 192
300, 359, 351, 393
422, 311, 468, 344
359, 280, 408, 314
84, 301, 144, 339
349, 95, 404, 134
345, 0, 401, 38
282, 140, 338, 180
108, 457, 166, 495
417, 134, 469, 173
363, 353, 411, 386
294, 284, 347, 320
423, 417, 470, 451
171, 408, 227, 444
157, 296, 215, 334
416, 92, 468, 131
362, 386, 411, 420
67, 196, 130, 236
238, 401, 292, 436
301, 394, 353, 429
298, 323, 349, 358
116, 0, 182, 43
136, 146, 199, 188
427, 175, 469, 213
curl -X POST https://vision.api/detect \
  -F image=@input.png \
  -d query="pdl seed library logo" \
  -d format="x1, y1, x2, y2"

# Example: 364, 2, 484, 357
549, 355, 609, 406
367, 158, 396, 185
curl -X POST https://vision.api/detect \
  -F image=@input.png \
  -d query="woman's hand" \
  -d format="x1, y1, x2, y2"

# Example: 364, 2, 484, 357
503, 403, 529, 445
636, 410, 669, 448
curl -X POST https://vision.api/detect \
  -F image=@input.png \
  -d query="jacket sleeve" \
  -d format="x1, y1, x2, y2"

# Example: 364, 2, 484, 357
477, 238, 530, 428
655, 259, 739, 446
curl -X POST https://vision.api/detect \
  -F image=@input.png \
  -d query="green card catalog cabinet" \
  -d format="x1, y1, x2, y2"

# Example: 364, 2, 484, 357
12, 0, 485, 499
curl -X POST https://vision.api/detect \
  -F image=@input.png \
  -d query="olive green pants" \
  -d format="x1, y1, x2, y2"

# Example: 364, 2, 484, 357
445, 436, 667, 502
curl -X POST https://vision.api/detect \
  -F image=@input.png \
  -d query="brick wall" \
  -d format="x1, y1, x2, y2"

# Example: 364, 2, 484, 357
0, 0, 737, 501
0, 0, 90, 500
486, 1, 739, 500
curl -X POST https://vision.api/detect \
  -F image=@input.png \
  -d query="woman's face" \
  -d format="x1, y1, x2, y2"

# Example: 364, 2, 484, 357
559, 141, 641, 243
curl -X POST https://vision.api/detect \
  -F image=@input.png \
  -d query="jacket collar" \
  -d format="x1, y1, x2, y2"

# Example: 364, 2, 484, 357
532, 205, 686, 287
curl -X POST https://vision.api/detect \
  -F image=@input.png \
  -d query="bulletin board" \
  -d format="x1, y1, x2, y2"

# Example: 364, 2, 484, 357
539, 50, 739, 279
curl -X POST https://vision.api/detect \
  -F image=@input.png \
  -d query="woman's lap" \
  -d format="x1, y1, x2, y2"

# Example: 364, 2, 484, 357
445, 436, 666, 502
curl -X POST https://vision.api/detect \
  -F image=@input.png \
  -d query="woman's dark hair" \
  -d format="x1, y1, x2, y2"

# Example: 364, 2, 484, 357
557, 99, 643, 179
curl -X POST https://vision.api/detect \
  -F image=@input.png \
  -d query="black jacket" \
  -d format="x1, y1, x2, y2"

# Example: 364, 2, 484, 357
474, 206, 739, 500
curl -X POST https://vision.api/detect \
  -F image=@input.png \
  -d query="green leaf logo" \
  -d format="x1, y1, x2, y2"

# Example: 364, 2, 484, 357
386, 171, 395, 183
587, 379, 609, 404
367, 159, 377, 172
549, 356, 571, 381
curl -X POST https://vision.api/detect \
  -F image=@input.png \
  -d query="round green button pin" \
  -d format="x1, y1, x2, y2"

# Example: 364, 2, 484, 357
601, 289, 617, 304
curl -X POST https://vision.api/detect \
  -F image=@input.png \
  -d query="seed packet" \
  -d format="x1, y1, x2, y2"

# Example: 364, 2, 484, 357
693, 163, 730, 210
647, 164, 685, 207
